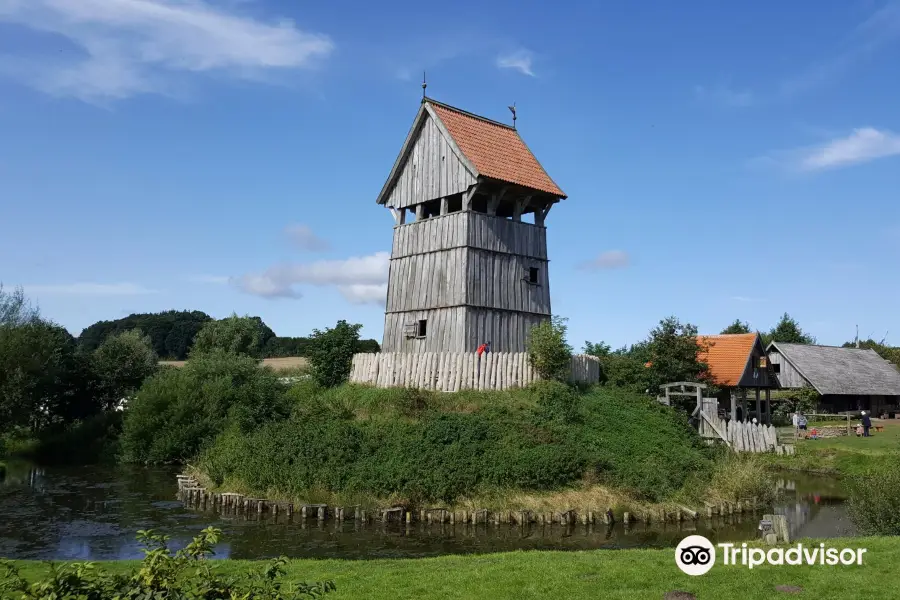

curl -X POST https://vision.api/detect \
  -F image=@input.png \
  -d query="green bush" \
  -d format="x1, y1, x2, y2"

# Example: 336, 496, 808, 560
531, 380, 581, 424
199, 384, 713, 503
306, 320, 361, 388
527, 316, 572, 381
846, 462, 900, 535
91, 329, 158, 410
0, 527, 335, 599
191, 314, 275, 358
120, 351, 290, 464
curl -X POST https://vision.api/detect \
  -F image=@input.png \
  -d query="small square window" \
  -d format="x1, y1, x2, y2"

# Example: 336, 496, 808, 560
772, 363, 781, 374
529, 267, 539, 284
417, 319, 427, 338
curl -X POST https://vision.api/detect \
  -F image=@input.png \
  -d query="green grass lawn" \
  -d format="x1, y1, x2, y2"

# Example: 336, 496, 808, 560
5, 537, 897, 600
767, 420, 900, 476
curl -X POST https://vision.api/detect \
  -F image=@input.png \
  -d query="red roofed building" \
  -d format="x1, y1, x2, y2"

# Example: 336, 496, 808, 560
376, 97, 567, 353
697, 333, 778, 423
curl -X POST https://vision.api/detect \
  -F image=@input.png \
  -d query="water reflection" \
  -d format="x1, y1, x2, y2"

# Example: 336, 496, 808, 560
0, 462, 854, 561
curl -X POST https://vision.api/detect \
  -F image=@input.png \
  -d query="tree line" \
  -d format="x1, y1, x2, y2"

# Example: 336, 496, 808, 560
77, 309, 379, 360
0, 284, 370, 455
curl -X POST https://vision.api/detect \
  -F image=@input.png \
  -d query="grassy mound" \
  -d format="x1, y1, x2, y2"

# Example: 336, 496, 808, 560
198, 381, 715, 504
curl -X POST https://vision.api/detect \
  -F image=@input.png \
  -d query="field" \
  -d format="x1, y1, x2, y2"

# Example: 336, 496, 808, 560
159, 356, 308, 372
766, 419, 900, 476
5, 537, 896, 600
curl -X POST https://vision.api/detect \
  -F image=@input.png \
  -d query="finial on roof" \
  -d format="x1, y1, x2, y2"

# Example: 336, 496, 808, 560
508, 102, 516, 129
422, 71, 427, 100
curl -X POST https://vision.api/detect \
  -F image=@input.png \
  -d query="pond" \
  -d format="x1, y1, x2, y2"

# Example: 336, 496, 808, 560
0, 461, 856, 561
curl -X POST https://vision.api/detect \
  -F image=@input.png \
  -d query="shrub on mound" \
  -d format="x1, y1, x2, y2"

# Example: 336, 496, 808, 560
120, 351, 290, 464
199, 382, 714, 503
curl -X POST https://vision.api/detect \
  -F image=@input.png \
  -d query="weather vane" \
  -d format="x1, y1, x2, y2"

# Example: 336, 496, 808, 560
508, 102, 516, 129
422, 71, 427, 99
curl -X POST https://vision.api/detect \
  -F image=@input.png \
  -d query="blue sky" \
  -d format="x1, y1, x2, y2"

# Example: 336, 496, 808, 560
1, 0, 899, 349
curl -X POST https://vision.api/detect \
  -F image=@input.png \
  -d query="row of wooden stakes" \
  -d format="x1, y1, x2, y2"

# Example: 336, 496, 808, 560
177, 475, 761, 526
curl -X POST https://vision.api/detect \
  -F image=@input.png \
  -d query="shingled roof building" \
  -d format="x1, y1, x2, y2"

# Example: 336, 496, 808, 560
697, 333, 778, 423
767, 342, 900, 414
376, 97, 566, 353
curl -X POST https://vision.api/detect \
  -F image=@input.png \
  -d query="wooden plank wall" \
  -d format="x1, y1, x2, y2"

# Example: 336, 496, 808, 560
392, 212, 468, 257
349, 353, 601, 391
466, 212, 547, 258
465, 252, 550, 316
385, 249, 467, 312
767, 350, 808, 389
386, 115, 476, 209
382, 308, 466, 353
464, 309, 547, 353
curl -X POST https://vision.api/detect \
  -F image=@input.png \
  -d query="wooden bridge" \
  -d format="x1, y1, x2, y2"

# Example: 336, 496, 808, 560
658, 382, 794, 454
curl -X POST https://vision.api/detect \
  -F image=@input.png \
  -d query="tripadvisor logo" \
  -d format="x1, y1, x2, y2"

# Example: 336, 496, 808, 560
675, 535, 868, 576
675, 535, 716, 576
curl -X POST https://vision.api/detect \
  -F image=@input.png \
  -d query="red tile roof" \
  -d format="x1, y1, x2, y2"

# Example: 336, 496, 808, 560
428, 100, 566, 198
696, 333, 758, 387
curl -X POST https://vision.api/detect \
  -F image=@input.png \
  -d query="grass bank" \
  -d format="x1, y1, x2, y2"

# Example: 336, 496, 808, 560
190, 381, 744, 514
761, 420, 900, 477
5, 537, 896, 600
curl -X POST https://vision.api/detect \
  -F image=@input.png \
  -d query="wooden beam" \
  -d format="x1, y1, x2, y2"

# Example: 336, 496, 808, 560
389, 207, 406, 225
513, 195, 531, 222
488, 187, 508, 216
415, 204, 424, 221
534, 202, 553, 227
440, 196, 448, 216
463, 183, 480, 211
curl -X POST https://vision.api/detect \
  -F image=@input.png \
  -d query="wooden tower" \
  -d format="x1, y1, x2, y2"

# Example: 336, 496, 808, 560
376, 98, 567, 353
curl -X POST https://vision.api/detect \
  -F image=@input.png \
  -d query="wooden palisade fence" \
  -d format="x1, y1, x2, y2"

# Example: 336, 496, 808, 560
177, 475, 761, 527
349, 352, 600, 391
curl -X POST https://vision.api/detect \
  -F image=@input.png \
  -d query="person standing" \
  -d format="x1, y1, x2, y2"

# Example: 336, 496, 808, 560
861, 411, 872, 437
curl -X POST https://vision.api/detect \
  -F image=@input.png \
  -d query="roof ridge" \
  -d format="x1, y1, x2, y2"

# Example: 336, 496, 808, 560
424, 96, 516, 131
699, 333, 756, 337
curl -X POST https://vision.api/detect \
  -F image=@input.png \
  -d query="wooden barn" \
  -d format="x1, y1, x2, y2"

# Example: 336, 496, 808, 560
697, 333, 778, 424
767, 342, 900, 415
376, 97, 566, 353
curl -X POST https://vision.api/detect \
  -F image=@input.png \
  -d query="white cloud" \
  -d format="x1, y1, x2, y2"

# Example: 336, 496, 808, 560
285, 224, 329, 252
338, 283, 388, 305
0, 0, 334, 102
753, 127, 900, 173
580, 250, 631, 270
234, 251, 390, 304
796, 128, 900, 171
693, 84, 754, 108
24, 282, 159, 295
496, 49, 535, 77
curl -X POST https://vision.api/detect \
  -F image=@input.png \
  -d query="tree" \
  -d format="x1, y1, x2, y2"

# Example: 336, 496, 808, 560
527, 316, 573, 382
78, 310, 212, 359
120, 351, 289, 464
92, 329, 159, 410
190, 314, 272, 358
721, 319, 751, 335
644, 316, 708, 399
0, 320, 96, 432
765, 313, 815, 346
0, 284, 39, 326
306, 320, 362, 388
842, 339, 900, 369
